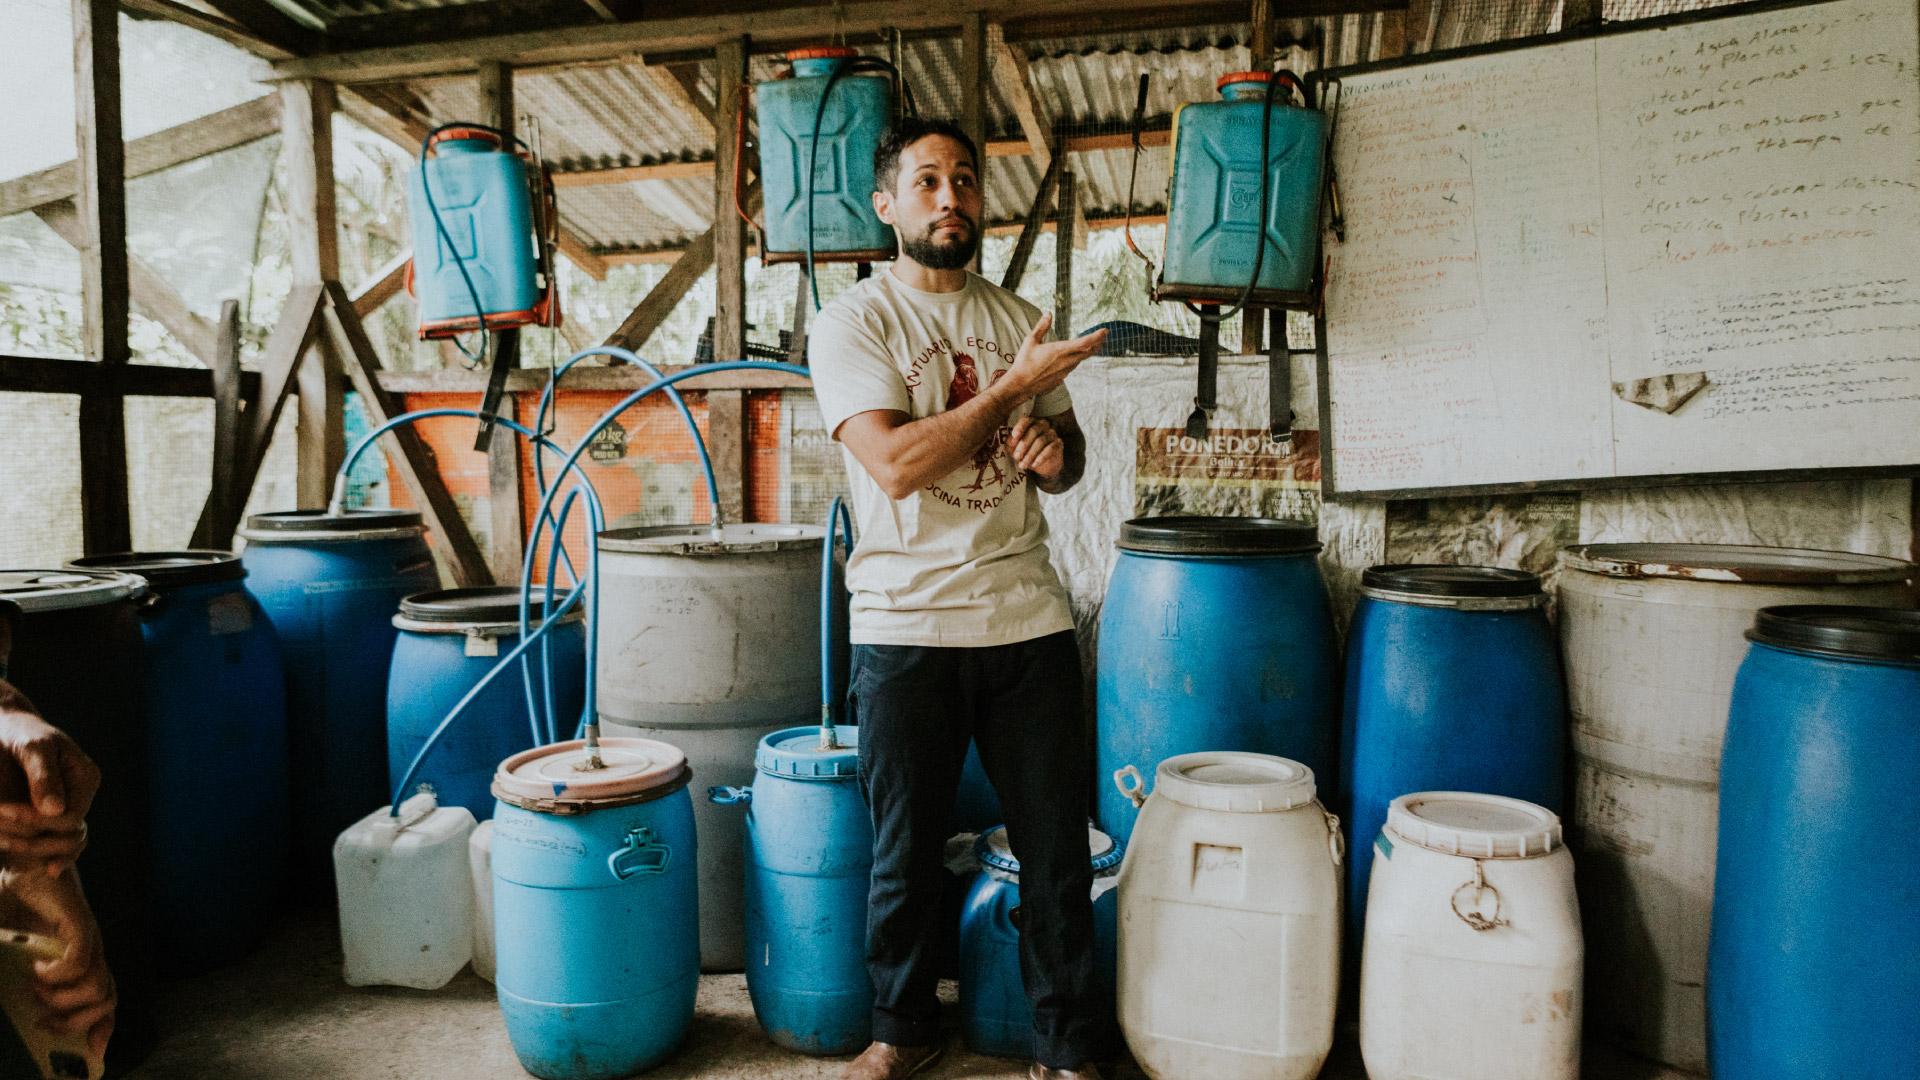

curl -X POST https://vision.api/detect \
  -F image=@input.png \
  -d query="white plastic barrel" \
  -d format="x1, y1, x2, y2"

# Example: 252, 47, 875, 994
469, 820, 495, 983
1112, 751, 1340, 1080
1360, 792, 1581, 1080
334, 791, 476, 989
1557, 543, 1912, 1072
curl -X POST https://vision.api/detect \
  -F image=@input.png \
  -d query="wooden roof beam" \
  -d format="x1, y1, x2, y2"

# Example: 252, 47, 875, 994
989, 24, 1052, 170
196, 0, 322, 56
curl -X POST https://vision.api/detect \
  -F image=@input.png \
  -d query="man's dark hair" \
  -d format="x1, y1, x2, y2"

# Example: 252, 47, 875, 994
873, 117, 979, 194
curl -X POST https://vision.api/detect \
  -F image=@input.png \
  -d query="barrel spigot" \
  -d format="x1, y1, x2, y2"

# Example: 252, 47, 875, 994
818, 704, 841, 750
580, 721, 605, 771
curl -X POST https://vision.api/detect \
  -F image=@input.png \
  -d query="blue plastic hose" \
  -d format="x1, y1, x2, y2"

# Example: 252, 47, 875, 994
820, 495, 854, 745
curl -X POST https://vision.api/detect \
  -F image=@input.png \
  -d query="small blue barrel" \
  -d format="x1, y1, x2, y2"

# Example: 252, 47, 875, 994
1096, 517, 1340, 846
388, 586, 586, 820
1340, 564, 1565, 946
1160, 72, 1328, 305
239, 510, 439, 884
66, 552, 290, 972
493, 738, 699, 1080
406, 128, 543, 337
959, 825, 1123, 1058
1710, 606, 1920, 1080
711, 726, 873, 1054
756, 48, 896, 262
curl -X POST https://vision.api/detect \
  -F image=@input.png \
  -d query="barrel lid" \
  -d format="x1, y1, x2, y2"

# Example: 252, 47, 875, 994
1747, 605, 1920, 664
495, 738, 688, 806
1386, 792, 1561, 859
756, 726, 860, 779
1360, 564, 1545, 608
1117, 516, 1320, 556
976, 825, 1122, 876
1559, 543, 1913, 585
1152, 751, 1316, 812
239, 509, 427, 542
0, 570, 146, 613
397, 586, 576, 628
787, 46, 859, 60
67, 550, 243, 589
598, 522, 826, 555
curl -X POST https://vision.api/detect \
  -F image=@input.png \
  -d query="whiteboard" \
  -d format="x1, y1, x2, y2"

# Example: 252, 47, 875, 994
1317, 0, 1920, 496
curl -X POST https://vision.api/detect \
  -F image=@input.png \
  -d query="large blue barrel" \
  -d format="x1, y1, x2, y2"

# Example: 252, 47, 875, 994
493, 738, 699, 1080
1096, 517, 1340, 846
1159, 72, 1328, 305
2, 570, 157, 1073
1709, 606, 1920, 1080
712, 726, 872, 1054
405, 128, 545, 336
66, 552, 290, 972
1340, 564, 1565, 948
756, 48, 896, 262
388, 586, 585, 820
959, 825, 1123, 1058
239, 510, 439, 883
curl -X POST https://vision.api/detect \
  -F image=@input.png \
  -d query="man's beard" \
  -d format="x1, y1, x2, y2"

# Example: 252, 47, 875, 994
900, 215, 979, 271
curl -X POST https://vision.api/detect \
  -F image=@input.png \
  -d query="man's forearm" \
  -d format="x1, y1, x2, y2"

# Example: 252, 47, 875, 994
865, 379, 1032, 497
1036, 430, 1086, 494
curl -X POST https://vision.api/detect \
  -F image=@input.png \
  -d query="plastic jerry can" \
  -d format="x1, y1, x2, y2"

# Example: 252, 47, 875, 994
756, 48, 896, 262
405, 128, 548, 336
1159, 73, 1328, 306
1112, 751, 1341, 1080
334, 791, 477, 989
470, 820, 495, 983
1359, 793, 1581, 1080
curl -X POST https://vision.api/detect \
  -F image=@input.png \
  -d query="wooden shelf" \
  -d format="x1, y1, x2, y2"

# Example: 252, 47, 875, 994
374, 364, 813, 395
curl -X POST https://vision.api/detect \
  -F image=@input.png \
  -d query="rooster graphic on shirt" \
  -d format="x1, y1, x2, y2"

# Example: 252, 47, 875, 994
945, 350, 1013, 494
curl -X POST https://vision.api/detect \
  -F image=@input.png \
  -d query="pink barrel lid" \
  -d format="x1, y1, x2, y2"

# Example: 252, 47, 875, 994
495, 738, 688, 804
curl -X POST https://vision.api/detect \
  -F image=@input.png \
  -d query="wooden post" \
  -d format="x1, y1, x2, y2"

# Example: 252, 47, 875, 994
708, 389, 749, 526
194, 301, 246, 549
713, 37, 748, 365
960, 13, 989, 274
72, 0, 131, 555
283, 78, 345, 510
1053, 169, 1076, 340
1001, 150, 1063, 293
1250, 0, 1276, 67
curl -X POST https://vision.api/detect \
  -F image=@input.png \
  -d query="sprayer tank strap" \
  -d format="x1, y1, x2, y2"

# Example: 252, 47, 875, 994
1268, 308, 1292, 440
1186, 307, 1220, 439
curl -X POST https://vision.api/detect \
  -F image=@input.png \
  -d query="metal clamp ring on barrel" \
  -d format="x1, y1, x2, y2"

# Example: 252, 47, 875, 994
608, 825, 673, 880
1113, 765, 1147, 809
1358, 585, 1549, 611
1450, 860, 1509, 931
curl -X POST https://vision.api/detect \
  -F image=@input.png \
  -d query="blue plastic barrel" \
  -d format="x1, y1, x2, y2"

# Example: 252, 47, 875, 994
1710, 606, 1920, 1080
959, 825, 1123, 1058
388, 586, 585, 820
66, 552, 290, 973
1096, 517, 1341, 846
1341, 564, 1565, 947
711, 726, 873, 1054
239, 510, 439, 883
406, 128, 543, 336
756, 48, 896, 262
1160, 72, 1328, 305
493, 738, 700, 1080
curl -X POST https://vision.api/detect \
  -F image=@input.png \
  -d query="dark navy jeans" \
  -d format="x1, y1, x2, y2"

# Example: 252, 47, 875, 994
853, 629, 1113, 1068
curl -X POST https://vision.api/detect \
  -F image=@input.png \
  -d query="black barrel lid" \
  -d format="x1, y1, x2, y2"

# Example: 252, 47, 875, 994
1748, 605, 1920, 664
0, 570, 146, 613
398, 586, 574, 626
1117, 516, 1321, 556
242, 509, 424, 534
1362, 564, 1542, 598
67, 550, 243, 589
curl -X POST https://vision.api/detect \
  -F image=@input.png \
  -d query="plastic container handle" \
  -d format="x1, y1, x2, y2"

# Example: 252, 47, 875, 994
1450, 860, 1508, 931
1113, 765, 1147, 809
708, 785, 752, 806
1320, 804, 1345, 866
608, 825, 673, 880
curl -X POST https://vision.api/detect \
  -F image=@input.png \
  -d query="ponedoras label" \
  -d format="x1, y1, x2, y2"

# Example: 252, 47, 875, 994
1136, 427, 1320, 487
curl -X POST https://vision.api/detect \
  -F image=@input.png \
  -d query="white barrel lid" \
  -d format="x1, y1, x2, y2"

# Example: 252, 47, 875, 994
1560, 543, 1912, 585
977, 824, 1122, 876
1153, 751, 1317, 812
494, 737, 687, 805
1385, 792, 1561, 859
0, 570, 146, 612
597, 522, 825, 555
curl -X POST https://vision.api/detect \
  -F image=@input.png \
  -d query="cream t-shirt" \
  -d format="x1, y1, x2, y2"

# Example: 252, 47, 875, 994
808, 270, 1075, 647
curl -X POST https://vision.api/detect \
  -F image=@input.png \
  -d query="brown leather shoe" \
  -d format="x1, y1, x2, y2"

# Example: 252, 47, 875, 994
1030, 1064, 1104, 1080
843, 1041, 945, 1080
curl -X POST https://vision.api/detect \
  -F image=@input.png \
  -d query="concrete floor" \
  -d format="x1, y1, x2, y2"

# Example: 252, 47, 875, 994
123, 909, 1692, 1080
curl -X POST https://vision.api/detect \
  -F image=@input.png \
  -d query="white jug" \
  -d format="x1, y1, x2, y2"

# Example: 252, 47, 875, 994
1360, 792, 1582, 1080
469, 819, 495, 983
334, 792, 476, 989
1113, 752, 1341, 1080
